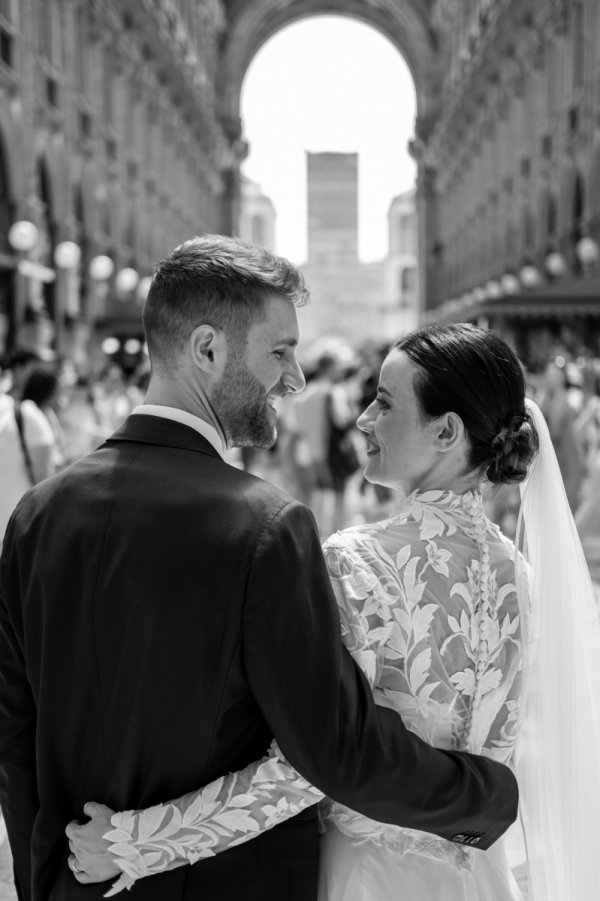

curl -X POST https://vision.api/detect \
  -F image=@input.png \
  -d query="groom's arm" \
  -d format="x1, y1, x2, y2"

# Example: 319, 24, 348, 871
0, 519, 39, 901
244, 499, 518, 850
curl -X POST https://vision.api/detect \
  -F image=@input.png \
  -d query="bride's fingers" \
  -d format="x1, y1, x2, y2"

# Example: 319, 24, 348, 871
83, 801, 114, 820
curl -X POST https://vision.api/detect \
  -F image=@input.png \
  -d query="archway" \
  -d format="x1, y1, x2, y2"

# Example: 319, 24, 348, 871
220, 0, 436, 128
218, 0, 439, 233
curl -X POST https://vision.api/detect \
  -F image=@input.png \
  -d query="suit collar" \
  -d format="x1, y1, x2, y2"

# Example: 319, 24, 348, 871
105, 414, 222, 458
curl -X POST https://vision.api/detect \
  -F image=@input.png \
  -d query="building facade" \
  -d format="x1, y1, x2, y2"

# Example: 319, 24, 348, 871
420, 0, 600, 366
0, 0, 229, 364
7, 1, 592, 368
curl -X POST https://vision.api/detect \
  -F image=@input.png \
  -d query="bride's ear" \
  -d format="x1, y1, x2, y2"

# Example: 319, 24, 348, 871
432, 412, 465, 453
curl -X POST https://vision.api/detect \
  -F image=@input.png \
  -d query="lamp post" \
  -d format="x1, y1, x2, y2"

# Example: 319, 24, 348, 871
53, 240, 82, 355
518, 264, 542, 289
545, 251, 567, 279
88, 255, 114, 323
484, 279, 502, 299
8, 220, 39, 254
575, 237, 599, 272
115, 267, 139, 300
500, 273, 520, 295
7, 220, 40, 350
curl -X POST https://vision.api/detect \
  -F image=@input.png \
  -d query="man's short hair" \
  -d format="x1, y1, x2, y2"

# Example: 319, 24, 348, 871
143, 234, 309, 372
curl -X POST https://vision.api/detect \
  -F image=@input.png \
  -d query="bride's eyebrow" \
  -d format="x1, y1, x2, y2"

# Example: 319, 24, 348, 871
377, 387, 393, 398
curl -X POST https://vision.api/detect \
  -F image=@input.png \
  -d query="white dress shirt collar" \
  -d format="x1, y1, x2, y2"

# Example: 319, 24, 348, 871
131, 405, 225, 458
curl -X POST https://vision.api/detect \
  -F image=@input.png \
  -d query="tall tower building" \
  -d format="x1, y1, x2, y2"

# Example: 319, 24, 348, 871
307, 152, 358, 265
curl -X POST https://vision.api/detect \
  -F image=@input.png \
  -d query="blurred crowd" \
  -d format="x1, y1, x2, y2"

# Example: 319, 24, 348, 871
0, 349, 150, 547
2, 339, 600, 581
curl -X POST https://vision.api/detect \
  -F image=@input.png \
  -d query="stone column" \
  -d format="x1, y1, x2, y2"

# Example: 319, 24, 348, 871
219, 114, 248, 236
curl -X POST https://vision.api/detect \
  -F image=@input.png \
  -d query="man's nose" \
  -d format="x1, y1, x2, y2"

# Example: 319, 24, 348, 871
284, 357, 306, 394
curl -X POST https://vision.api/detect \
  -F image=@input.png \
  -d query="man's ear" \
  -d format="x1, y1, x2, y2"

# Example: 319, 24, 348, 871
432, 412, 464, 453
189, 325, 225, 375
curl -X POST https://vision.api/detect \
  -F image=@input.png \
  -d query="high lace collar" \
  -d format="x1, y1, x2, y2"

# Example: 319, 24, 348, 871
386, 487, 491, 540
391, 486, 484, 518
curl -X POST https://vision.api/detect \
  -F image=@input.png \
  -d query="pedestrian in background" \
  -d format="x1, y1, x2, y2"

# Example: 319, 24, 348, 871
540, 359, 585, 510
21, 364, 66, 473
0, 357, 54, 546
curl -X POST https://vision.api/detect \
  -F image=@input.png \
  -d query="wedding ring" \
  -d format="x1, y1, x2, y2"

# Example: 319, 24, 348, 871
70, 856, 83, 874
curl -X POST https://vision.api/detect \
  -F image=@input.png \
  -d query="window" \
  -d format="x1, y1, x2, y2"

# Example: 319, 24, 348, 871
37, 0, 62, 69
102, 49, 114, 125
74, 8, 87, 96
0, 28, 11, 67
573, 1, 584, 90
400, 267, 415, 296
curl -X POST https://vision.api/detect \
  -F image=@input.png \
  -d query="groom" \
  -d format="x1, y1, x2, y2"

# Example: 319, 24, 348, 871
0, 235, 518, 901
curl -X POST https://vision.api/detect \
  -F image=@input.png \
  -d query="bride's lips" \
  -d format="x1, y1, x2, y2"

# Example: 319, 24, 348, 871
366, 439, 380, 457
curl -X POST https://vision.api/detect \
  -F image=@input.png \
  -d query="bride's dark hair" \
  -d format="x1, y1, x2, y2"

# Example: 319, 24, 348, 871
394, 323, 538, 485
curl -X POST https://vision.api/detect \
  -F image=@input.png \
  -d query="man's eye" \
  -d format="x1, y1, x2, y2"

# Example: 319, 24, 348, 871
273, 350, 283, 359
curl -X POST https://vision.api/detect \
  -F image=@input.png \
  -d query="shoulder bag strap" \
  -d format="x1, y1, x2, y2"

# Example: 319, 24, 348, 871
14, 401, 35, 485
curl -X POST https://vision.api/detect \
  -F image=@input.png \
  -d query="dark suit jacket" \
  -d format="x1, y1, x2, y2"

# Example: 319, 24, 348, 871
0, 414, 518, 900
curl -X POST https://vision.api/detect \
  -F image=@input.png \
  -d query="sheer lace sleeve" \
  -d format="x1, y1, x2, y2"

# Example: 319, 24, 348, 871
102, 538, 385, 895
103, 741, 323, 896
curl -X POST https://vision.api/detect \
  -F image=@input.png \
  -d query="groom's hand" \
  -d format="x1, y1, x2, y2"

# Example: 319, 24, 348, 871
65, 801, 120, 884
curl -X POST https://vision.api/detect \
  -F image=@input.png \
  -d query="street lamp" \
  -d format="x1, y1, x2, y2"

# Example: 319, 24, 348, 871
101, 336, 120, 355
53, 241, 82, 326
89, 255, 114, 323
484, 279, 502, 299
89, 254, 115, 282
8, 220, 39, 253
115, 267, 139, 300
519, 264, 542, 289
54, 241, 81, 269
545, 251, 567, 279
500, 273, 520, 295
575, 237, 599, 270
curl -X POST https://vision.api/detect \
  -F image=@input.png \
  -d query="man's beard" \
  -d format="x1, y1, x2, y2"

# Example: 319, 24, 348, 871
211, 352, 277, 449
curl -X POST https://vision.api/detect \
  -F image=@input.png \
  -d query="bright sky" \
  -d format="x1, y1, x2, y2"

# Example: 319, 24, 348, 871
240, 15, 417, 264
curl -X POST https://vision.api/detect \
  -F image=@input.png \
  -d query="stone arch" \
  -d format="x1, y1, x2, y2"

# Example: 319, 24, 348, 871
218, 0, 438, 138
538, 185, 558, 251
34, 132, 68, 228
559, 160, 584, 243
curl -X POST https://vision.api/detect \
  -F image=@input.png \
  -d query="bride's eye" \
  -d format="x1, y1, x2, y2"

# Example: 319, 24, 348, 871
376, 396, 390, 410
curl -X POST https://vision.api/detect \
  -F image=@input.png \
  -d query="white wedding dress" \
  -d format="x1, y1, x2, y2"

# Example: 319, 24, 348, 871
104, 489, 525, 900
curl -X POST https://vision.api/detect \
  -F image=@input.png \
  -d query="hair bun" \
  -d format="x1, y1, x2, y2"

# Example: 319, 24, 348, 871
486, 412, 539, 485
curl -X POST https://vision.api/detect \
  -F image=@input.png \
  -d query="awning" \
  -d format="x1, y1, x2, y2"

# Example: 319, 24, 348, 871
428, 275, 600, 323
472, 294, 600, 319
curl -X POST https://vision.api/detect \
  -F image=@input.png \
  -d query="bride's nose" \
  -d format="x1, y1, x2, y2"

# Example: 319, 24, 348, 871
357, 402, 375, 433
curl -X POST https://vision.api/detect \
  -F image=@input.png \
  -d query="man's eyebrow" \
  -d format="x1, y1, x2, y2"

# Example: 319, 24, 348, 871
273, 337, 298, 348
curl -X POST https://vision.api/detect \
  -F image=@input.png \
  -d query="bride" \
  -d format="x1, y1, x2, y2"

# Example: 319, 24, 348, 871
67, 324, 600, 900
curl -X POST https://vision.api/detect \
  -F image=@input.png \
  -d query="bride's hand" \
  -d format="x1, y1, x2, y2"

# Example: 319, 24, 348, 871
65, 801, 120, 883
